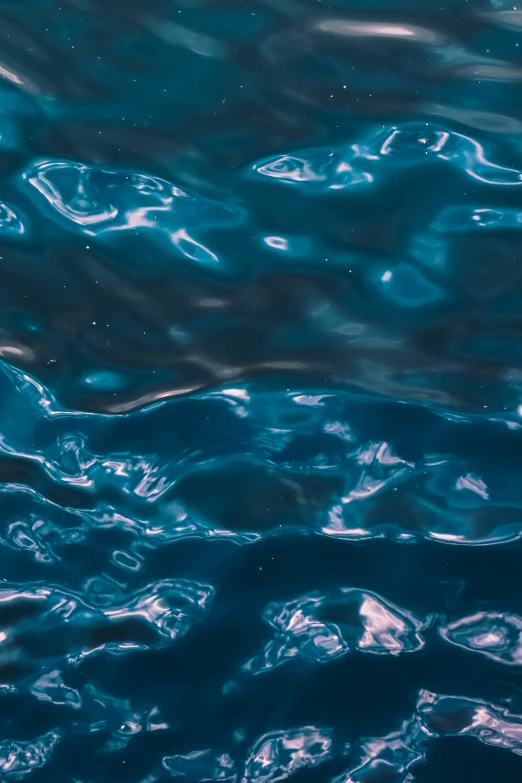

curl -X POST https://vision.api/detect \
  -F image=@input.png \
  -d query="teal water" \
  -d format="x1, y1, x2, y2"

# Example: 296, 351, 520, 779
0, 0, 522, 781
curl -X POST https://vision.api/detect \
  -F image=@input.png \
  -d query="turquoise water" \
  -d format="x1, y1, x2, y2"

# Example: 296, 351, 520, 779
0, 0, 522, 780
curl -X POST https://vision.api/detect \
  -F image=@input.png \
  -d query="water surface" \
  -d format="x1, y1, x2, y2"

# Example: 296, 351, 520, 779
0, 1, 522, 781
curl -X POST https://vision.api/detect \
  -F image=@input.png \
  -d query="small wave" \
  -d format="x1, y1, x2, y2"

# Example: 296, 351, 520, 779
242, 588, 427, 674
243, 727, 333, 783
23, 160, 244, 271
252, 122, 522, 191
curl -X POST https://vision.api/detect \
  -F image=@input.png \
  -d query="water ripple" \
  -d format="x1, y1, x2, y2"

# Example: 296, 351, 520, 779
417, 689, 522, 755
1, 362, 522, 546
252, 122, 522, 190
23, 160, 243, 270
163, 750, 237, 783
0, 729, 61, 778
333, 718, 424, 783
242, 588, 427, 674
243, 727, 333, 783
440, 611, 522, 665
0, 577, 214, 675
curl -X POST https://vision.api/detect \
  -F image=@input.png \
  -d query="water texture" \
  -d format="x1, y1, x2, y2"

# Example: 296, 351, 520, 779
1, 0, 522, 780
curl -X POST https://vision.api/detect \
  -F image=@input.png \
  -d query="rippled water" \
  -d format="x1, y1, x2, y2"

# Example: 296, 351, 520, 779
2, 0, 522, 780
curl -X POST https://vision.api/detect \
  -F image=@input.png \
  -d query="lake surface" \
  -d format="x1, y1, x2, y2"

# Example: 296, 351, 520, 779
1, 0, 522, 780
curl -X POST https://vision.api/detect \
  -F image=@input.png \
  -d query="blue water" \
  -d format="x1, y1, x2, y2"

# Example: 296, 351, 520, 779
1, 0, 522, 780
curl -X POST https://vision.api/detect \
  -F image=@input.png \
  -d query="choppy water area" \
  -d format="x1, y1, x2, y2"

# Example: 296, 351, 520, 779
2, 0, 522, 779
